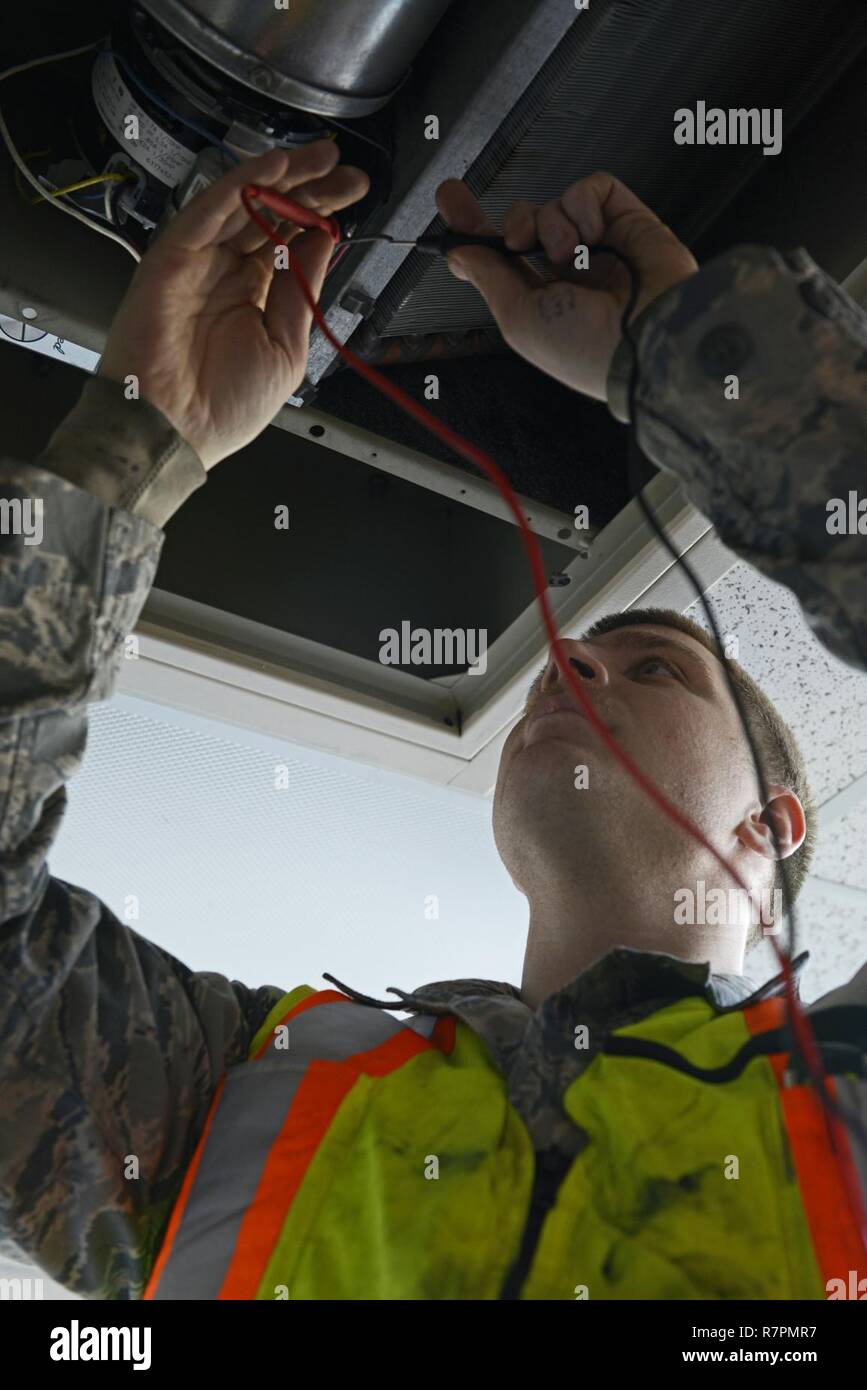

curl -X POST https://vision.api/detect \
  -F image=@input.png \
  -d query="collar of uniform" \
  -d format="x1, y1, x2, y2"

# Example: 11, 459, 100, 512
400, 945, 809, 1018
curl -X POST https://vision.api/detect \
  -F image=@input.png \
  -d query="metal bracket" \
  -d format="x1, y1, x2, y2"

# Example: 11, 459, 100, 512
339, 287, 376, 319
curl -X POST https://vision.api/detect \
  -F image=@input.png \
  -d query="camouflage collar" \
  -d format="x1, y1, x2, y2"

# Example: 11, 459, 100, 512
394, 945, 809, 1019
323, 947, 811, 1157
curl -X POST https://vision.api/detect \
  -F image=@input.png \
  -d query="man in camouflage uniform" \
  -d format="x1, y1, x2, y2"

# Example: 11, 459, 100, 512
0, 143, 865, 1298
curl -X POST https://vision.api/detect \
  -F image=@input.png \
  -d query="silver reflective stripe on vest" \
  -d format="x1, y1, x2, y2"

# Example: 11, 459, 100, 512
263, 1000, 415, 1060
400, 1013, 439, 1040
151, 999, 413, 1299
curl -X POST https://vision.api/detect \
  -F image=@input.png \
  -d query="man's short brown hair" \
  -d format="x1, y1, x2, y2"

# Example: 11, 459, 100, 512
581, 607, 816, 949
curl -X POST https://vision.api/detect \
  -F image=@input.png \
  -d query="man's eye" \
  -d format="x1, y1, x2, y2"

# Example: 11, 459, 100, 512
633, 656, 681, 679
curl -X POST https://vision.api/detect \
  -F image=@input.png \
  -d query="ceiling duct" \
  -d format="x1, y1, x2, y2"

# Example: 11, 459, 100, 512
308, 0, 867, 385
137, 0, 456, 116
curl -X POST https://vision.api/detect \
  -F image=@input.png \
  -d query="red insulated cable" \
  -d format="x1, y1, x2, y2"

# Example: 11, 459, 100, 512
241, 186, 766, 895
241, 183, 867, 1256
245, 185, 341, 241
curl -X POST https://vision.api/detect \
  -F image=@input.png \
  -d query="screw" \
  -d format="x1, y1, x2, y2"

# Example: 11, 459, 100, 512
250, 64, 275, 92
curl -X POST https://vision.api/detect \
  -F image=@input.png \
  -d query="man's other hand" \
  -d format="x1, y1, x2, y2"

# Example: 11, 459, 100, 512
98, 143, 369, 469
435, 172, 698, 401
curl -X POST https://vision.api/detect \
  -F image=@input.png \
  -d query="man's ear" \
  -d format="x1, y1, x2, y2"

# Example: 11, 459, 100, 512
735, 784, 806, 863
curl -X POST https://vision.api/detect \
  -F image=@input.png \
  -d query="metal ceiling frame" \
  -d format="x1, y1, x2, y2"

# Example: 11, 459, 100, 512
126, 469, 740, 788
270, 402, 589, 552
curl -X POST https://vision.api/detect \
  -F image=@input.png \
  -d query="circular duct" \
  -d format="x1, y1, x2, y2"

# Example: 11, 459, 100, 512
138, 0, 455, 117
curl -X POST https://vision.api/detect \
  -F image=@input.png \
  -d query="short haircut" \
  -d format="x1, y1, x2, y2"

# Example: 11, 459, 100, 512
580, 607, 816, 950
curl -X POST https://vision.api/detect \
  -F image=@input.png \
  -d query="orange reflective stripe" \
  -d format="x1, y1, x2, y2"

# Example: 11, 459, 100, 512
218, 1020, 438, 1299
146, 990, 343, 1298
432, 1015, 457, 1053
744, 1000, 867, 1289
147, 990, 458, 1300
143, 1075, 226, 1300
743, 997, 785, 1035
252, 988, 348, 1061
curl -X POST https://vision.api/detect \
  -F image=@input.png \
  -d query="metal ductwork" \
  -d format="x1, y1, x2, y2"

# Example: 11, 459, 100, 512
137, 0, 456, 116
8, 1, 454, 251
310, 0, 867, 387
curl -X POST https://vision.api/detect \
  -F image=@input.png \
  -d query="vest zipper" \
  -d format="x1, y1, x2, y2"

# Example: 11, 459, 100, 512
498, 1148, 574, 1300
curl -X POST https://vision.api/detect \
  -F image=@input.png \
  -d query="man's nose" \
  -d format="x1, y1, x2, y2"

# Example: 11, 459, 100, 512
540, 640, 610, 691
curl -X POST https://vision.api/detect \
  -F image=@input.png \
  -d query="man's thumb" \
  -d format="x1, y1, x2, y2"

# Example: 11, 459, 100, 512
446, 247, 527, 327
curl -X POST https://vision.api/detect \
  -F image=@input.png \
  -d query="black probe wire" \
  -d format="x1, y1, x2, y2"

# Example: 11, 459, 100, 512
325, 115, 392, 160
598, 242, 867, 1171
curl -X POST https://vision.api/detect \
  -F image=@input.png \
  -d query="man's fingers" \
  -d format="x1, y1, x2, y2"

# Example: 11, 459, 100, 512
444, 247, 533, 336
263, 227, 335, 358
435, 178, 499, 236
293, 162, 370, 215
557, 171, 664, 255
536, 199, 583, 264
213, 141, 345, 248
436, 180, 542, 313
226, 162, 369, 256
503, 199, 539, 251
515, 190, 628, 293
432, 171, 696, 398
557, 171, 698, 315
162, 141, 340, 253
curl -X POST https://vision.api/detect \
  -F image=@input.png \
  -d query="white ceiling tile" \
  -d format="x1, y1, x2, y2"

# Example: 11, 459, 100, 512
686, 563, 867, 806
810, 799, 867, 893
686, 561, 867, 995
748, 889, 867, 1005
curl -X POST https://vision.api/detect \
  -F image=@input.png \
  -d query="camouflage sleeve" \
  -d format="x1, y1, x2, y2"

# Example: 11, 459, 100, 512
607, 244, 867, 672
0, 384, 285, 1299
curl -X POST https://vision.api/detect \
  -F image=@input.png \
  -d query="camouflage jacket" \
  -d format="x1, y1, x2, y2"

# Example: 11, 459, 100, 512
0, 244, 865, 1299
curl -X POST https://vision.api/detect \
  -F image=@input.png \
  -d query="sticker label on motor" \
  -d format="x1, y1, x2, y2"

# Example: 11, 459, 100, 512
91, 51, 197, 187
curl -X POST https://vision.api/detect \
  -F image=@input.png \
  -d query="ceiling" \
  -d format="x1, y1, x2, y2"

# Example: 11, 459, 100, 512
684, 568, 867, 1002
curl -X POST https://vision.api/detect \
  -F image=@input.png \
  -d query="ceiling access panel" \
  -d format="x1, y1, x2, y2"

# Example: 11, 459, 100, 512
148, 417, 578, 692
315, 0, 867, 358
305, 0, 867, 521
0, 339, 576, 709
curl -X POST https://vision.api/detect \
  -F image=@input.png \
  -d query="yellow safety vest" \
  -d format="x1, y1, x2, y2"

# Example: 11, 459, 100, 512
144, 985, 867, 1299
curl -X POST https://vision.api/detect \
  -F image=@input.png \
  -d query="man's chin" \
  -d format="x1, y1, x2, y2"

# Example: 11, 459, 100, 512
499, 750, 595, 818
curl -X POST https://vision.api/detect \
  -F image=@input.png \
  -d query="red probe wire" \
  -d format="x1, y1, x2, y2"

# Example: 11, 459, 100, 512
243, 188, 762, 885
241, 184, 867, 1256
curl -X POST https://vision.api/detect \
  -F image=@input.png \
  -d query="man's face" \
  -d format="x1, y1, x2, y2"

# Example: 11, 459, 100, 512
492, 623, 756, 896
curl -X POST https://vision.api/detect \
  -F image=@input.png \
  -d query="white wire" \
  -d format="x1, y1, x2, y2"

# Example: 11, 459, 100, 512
0, 40, 101, 83
0, 40, 141, 263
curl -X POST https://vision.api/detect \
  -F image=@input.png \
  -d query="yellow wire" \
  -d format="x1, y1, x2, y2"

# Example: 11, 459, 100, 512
34, 172, 126, 203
